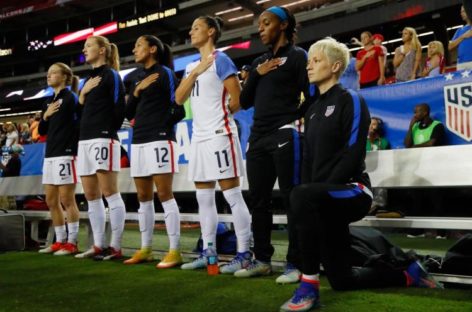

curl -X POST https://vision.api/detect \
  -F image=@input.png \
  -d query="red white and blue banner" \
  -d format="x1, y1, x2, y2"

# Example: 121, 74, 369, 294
360, 70, 472, 148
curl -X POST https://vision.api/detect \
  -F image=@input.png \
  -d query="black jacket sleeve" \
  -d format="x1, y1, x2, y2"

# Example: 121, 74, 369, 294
125, 82, 139, 121
38, 101, 49, 136
110, 72, 126, 131
168, 70, 185, 125
326, 94, 370, 183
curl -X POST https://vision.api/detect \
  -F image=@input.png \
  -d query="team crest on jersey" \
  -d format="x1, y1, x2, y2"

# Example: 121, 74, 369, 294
444, 81, 472, 141
278, 57, 288, 66
325, 105, 335, 117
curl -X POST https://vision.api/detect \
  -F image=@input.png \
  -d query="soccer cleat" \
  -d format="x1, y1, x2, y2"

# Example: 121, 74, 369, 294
181, 251, 207, 270
234, 259, 272, 278
124, 248, 154, 265
54, 242, 79, 256
220, 251, 252, 274
276, 263, 302, 284
280, 282, 320, 312
405, 260, 443, 288
406, 233, 426, 239
75, 246, 103, 259
94, 247, 123, 261
157, 249, 183, 269
38, 242, 65, 254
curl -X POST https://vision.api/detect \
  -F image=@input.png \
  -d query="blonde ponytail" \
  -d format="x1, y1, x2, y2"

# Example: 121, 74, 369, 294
88, 35, 120, 70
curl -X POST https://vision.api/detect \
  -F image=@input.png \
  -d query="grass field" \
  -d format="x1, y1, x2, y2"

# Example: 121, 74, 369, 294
1, 227, 471, 312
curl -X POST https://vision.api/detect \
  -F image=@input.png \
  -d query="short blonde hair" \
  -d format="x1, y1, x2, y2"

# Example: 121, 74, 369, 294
308, 37, 350, 77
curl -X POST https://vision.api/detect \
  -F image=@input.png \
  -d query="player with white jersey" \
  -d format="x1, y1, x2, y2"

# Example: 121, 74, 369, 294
175, 16, 252, 274
38, 63, 81, 256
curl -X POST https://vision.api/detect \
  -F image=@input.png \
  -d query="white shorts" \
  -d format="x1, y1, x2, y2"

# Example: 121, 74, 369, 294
130, 140, 179, 177
77, 138, 121, 176
42, 156, 79, 185
188, 134, 244, 182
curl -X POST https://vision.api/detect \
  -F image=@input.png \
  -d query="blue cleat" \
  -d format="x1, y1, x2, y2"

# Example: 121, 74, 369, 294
406, 260, 443, 288
220, 251, 252, 274
280, 282, 320, 312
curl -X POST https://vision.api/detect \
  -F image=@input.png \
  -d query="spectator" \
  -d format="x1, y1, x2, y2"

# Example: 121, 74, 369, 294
4, 123, 19, 147
465, 0, 472, 20
448, 5, 472, 70
339, 55, 359, 90
404, 103, 445, 148
0, 124, 7, 147
372, 33, 387, 66
366, 117, 390, 215
0, 145, 22, 177
367, 117, 390, 151
29, 112, 41, 142
393, 27, 422, 82
18, 123, 32, 145
240, 64, 251, 85
403, 103, 446, 239
355, 31, 385, 88
422, 41, 445, 77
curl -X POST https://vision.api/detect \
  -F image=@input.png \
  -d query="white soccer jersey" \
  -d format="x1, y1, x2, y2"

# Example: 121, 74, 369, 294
185, 51, 238, 142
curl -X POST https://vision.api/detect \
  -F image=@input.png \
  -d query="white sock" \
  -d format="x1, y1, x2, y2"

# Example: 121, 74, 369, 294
196, 188, 217, 250
138, 200, 155, 249
87, 198, 106, 248
223, 186, 251, 253
54, 225, 67, 243
106, 193, 126, 250
162, 198, 180, 250
67, 221, 79, 244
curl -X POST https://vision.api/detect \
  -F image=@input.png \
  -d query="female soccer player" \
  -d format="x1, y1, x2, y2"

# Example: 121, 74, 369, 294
38, 62, 80, 256
280, 37, 440, 312
74, 35, 126, 260
123, 35, 184, 268
175, 16, 252, 274
236, 6, 313, 283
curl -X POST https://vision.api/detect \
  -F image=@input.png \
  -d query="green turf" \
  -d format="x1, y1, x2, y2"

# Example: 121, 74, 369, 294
77, 225, 290, 260
1, 252, 471, 312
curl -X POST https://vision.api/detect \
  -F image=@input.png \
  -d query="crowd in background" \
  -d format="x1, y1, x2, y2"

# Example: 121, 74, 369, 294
0, 112, 44, 149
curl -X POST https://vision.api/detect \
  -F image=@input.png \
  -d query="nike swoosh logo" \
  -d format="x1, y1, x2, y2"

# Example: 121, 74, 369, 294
219, 169, 229, 173
158, 164, 166, 168
310, 113, 316, 119
288, 298, 315, 310
278, 142, 289, 148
